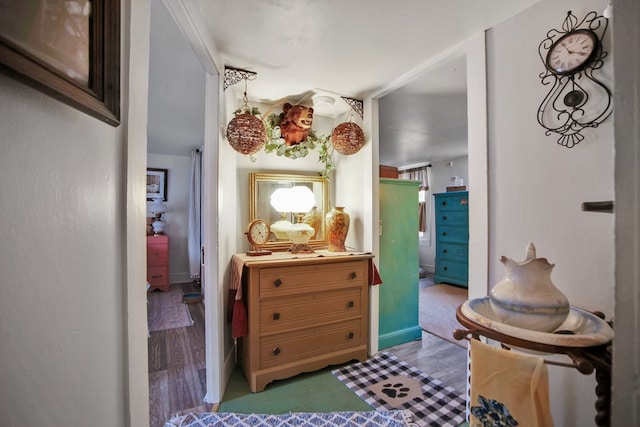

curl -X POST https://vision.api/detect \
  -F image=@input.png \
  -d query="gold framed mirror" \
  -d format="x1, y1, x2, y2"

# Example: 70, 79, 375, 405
249, 173, 329, 251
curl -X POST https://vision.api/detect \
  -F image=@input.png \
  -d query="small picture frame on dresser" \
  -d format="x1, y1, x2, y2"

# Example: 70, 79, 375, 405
146, 168, 167, 201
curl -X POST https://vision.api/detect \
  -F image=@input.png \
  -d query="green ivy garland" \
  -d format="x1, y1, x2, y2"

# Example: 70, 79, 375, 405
231, 108, 336, 177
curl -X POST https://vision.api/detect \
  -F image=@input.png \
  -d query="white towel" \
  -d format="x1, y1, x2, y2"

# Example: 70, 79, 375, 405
469, 339, 554, 427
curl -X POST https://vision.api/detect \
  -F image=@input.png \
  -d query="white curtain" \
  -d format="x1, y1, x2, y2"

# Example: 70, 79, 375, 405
398, 166, 432, 240
188, 149, 202, 279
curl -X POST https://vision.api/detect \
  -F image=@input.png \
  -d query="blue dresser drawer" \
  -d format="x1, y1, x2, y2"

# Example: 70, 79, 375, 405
435, 210, 468, 227
437, 226, 468, 244
434, 191, 469, 287
434, 192, 469, 211
434, 259, 468, 287
437, 242, 468, 262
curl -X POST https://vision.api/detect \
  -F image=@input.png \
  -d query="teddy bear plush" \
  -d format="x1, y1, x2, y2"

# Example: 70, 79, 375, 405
279, 103, 314, 146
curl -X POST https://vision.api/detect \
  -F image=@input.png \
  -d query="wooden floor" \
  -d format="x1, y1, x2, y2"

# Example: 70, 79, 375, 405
148, 279, 469, 426
148, 282, 212, 427
419, 273, 468, 347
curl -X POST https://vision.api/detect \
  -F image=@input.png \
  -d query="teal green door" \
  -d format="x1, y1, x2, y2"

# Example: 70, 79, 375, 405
378, 178, 422, 349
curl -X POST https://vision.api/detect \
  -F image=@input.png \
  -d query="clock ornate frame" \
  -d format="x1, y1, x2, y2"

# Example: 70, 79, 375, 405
537, 11, 612, 148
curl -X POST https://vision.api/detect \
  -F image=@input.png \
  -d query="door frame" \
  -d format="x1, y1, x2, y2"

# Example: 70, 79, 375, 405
370, 32, 489, 315
611, 0, 640, 422
162, 0, 226, 402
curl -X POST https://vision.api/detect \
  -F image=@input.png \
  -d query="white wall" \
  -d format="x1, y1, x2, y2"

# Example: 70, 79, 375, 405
486, 0, 613, 425
429, 156, 469, 194
0, 75, 125, 427
0, 2, 150, 425
148, 153, 192, 283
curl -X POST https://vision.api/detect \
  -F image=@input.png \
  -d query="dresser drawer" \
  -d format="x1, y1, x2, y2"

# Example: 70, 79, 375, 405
436, 242, 468, 262
435, 259, 468, 283
259, 261, 366, 299
435, 192, 469, 211
259, 319, 363, 369
147, 266, 168, 286
435, 210, 468, 227
437, 226, 468, 244
259, 287, 362, 335
147, 244, 168, 267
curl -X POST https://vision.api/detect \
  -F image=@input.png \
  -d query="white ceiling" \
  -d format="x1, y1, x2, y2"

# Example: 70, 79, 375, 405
147, 0, 539, 165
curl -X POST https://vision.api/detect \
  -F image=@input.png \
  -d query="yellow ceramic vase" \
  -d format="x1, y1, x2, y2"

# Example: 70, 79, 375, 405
326, 207, 350, 252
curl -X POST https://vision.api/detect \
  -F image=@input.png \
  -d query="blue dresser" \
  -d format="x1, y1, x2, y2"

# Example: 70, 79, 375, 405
434, 191, 469, 288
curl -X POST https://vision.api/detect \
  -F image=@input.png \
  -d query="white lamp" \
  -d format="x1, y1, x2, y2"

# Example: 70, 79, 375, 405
270, 188, 294, 240
287, 186, 316, 253
149, 198, 168, 235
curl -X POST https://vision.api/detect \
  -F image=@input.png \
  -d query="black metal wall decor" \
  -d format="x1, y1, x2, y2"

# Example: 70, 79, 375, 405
224, 66, 257, 90
537, 11, 612, 148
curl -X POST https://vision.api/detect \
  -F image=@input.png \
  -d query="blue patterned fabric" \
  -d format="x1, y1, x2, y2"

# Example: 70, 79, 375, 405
166, 410, 414, 426
470, 395, 519, 427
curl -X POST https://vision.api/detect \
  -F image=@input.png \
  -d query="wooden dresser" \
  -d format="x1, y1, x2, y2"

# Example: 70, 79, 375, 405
434, 191, 469, 288
147, 235, 169, 292
236, 252, 372, 392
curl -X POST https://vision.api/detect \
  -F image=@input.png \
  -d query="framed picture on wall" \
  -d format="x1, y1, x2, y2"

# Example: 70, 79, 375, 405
0, 0, 121, 126
147, 168, 167, 201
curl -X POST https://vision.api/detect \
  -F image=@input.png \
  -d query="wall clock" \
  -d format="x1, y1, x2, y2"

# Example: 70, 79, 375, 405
537, 11, 612, 148
245, 219, 272, 256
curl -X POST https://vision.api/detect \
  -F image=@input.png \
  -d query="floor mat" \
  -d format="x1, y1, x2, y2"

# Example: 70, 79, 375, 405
165, 410, 415, 426
148, 285, 194, 332
332, 352, 466, 427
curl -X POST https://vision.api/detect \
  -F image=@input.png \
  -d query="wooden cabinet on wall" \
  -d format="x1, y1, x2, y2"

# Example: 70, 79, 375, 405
236, 253, 372, 392
147, 235, 169, 292
434, 191, 469, 288
378, 178, 422, 349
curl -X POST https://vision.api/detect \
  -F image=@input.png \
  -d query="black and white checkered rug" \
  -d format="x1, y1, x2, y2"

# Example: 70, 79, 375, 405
332, 352, 466, 427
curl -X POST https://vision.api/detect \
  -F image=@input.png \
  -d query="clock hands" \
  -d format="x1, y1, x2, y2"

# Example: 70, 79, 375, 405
562, 43, 589, 57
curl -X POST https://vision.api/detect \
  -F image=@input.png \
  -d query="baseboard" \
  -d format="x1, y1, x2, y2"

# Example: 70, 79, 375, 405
420, 264, 435, 273
170, 272, 192, 284
378, 325, 423, 350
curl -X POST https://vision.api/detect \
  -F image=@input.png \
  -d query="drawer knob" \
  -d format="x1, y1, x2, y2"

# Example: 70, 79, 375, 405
442, 232, 447, 236
461, 199, 468, 206
272, 347, 281, 356
347, 301, 354, 308
442, 216, 447, 220
444, 266, 448, 271
273, 278, 282, 287
151, 275, 162, 279
350, 272, 357, 279
442, 201, 447, 206
346, 332, 354, 339
273, 312, 280, 320
443, 249, 448, 254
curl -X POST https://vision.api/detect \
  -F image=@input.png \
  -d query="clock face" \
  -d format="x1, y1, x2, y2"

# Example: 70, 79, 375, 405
545, 29, 597, 75
247, 219, 270, 247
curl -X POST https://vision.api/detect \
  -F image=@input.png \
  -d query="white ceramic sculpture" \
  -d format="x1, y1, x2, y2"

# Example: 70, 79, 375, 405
489, 243, 570, 332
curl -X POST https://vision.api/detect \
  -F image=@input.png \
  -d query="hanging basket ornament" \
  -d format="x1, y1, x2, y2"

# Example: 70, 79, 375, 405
226, 113, 266, 155
331, 122, 365, 155
226, 76, 266, 155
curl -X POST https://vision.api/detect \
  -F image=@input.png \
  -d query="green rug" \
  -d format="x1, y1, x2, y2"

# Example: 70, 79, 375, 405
219, 365, 372, 414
